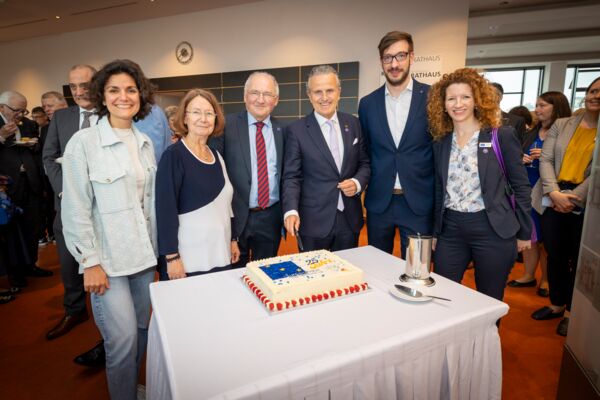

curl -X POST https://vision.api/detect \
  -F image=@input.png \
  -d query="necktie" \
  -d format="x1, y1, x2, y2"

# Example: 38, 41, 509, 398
255, 122, 270, 209
326, 120, 342, 171
325, 120, 344, 211
81, 111, 93, 129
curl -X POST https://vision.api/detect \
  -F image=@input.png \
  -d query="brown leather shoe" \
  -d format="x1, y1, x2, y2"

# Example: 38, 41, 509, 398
46, 311, 89, 340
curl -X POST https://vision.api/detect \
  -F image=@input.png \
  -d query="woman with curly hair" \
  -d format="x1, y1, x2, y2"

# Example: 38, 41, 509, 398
61, 59, 157, 399
428, 68, 532, 301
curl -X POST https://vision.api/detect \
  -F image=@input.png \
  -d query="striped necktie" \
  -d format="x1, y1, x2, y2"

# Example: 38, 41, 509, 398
255, 122, 269, 209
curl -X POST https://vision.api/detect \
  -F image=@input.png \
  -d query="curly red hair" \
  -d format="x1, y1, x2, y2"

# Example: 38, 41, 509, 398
427, 68, 500, 141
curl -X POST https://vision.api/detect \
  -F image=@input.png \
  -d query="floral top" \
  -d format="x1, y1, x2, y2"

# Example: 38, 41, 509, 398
444, 131, 485, 212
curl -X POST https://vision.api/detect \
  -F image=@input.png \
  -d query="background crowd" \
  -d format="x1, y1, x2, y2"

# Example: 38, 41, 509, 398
1, 30, 598, 399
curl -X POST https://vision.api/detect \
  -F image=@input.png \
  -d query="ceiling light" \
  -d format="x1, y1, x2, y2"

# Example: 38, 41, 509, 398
55, 15, 61, 19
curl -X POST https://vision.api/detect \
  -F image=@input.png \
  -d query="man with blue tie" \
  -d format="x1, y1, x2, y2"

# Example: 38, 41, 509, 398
283, 65, 370, 251
358, 31, 434, 258
210, 72, 284, 267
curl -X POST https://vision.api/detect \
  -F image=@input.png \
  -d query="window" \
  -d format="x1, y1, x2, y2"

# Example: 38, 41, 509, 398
480, 67, 544, 111
564, 64, 600, 110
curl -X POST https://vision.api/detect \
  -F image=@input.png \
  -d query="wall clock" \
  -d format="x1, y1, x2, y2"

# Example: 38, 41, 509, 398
176, 41, 193, 65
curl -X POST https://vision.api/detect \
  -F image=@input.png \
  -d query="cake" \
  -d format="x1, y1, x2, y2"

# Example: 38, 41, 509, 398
243, 250, 368, 311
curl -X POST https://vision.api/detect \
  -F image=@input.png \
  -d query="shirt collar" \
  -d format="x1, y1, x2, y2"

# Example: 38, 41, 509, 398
385, 78, 413, 98
98, 116, 151, 150
247, 112, 271, 129
314, 111, 339, 128
79, 106, 96, 114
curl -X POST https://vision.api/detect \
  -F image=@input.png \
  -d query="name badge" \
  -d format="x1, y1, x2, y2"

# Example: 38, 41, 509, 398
479, 142, 492, 148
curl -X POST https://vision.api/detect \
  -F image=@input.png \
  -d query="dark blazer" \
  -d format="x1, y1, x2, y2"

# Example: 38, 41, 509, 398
502, 111, 526, 143
433, 126, 532, 240
282, 111, 370, 238
42, 106, 80, 200
358, 80, 434, 218
0, 117, 43, 198
209, 111, 285, 238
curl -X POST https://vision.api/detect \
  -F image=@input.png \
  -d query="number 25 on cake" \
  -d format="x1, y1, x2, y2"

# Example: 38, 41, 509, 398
243, 250, 368, 312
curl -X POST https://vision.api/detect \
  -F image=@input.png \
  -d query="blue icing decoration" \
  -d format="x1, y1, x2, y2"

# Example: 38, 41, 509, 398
260, 261, 305, 280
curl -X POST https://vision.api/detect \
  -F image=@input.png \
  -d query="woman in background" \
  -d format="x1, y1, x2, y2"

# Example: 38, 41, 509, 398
156, 89, 239, 281
428, 68, 532, 301
61, 59, 157, 400
531, 77, 599, 336
164, 105, 181, 143
507, 92, 571, 297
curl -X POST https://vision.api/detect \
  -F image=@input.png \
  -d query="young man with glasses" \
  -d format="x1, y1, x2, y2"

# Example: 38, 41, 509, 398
358, 31, 434, 259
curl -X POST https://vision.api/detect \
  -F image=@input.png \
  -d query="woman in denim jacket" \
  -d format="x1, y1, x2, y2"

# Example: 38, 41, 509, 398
62, 59, 157, 400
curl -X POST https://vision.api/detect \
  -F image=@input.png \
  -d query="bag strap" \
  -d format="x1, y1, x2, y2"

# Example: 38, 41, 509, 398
490, 127, 508, 177
490, 127, 517, 211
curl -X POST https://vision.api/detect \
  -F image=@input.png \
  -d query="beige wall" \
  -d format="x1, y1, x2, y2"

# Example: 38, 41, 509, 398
0, 0, 469, 106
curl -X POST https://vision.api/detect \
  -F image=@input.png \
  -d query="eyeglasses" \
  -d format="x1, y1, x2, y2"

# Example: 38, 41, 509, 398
381, 52, 410, 64
1, 104, 29, 116
247, 90, 276, 100
186, 110, 216, 119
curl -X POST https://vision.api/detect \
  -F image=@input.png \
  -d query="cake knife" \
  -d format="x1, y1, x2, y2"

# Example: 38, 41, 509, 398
394, 284, 452, 301
294, 228, 304, 252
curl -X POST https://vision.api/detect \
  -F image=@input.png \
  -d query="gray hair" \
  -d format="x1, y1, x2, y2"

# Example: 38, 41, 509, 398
41, 91, 67, 105
164, 105, 178, 119
69, 64, 97, 75
0, 90, 26, 105
244, 71, 279, 97
306, 65, 341, 93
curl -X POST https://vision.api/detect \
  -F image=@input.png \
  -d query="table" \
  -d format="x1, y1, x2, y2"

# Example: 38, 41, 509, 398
146, 246, 508, 400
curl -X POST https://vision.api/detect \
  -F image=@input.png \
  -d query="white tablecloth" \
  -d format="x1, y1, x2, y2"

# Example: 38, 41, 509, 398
147, 246, 508, 400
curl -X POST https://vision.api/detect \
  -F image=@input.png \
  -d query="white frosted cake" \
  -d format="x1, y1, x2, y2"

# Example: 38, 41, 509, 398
243, 250, 368, 311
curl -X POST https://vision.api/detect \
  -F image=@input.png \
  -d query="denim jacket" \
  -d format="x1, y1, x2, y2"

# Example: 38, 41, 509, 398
61, 116, 158, 276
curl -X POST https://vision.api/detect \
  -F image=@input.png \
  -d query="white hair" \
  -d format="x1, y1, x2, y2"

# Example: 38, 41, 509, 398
0, 90, 26, 105
244, 71, 279, 96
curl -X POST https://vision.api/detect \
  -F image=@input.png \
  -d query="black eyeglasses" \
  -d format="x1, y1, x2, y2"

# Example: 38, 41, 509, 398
1, 104, 29, 116
381, 52, 410, 64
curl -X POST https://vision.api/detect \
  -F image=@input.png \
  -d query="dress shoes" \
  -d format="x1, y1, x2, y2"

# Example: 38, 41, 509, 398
0, 294, 15, 304
25, 265, 53, 277
531, 306, 564, 320
507, 279, 537, 288
46, 311, 89, 340
537, 287, 549, 297
557, 317, 569, 337
74, 340, 106, 367
9, 276, 28, 288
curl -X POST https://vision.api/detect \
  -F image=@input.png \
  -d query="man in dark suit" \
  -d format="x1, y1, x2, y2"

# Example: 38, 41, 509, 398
42, 65, 99, 350
210, 72, 284, 266
0, 91, 53, 285
358, 31, 434, 258
283, 65, 370, 251
490, 82, 527, 142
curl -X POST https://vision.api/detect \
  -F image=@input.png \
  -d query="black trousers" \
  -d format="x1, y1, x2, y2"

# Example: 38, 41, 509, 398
12, 172, 43, 267
54, 207, 87, 315
433, 209, 517, 301
235, 202, 282, 268
367, 193, 432, 259
540, 207, 584, 311
300, 210, 359, 252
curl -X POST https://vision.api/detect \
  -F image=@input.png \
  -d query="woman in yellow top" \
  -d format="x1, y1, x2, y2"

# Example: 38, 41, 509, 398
531, 76, 600, 336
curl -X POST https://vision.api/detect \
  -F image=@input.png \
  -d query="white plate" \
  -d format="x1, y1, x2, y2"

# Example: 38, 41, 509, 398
389, 285, 432, 303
